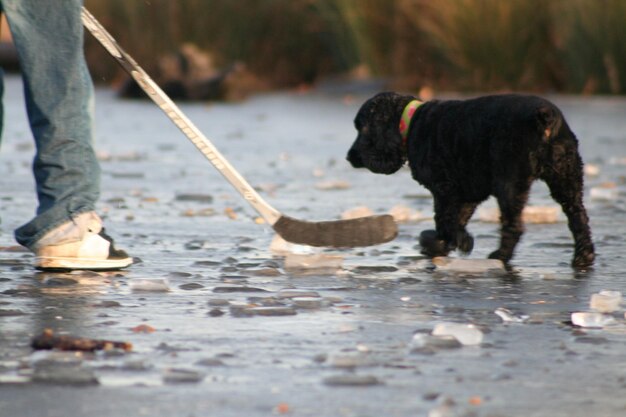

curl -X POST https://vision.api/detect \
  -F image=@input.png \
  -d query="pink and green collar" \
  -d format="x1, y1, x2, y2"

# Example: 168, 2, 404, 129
399, 100, 422, 144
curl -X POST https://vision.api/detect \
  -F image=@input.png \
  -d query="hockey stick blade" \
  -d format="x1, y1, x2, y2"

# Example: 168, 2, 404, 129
82, 7, 398, 248
273, 214, 397, 247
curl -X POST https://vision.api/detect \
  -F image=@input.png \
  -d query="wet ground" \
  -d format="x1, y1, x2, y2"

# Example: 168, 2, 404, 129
1, 74, 626, 417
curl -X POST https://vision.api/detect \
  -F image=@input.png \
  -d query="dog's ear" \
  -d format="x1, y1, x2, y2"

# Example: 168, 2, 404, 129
349, 92, 411, 175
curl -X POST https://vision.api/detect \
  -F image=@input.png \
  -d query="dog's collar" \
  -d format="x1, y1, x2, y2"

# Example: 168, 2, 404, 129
399, 99, 422, 145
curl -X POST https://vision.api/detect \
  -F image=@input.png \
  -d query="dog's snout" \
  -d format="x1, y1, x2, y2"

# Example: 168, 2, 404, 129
347, 144, 364, 168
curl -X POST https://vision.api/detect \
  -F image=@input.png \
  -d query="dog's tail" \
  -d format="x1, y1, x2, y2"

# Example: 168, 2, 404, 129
537, 106, 563, 141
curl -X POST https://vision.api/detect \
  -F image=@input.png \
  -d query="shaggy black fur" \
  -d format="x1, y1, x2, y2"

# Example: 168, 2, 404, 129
347, 92, 595, 269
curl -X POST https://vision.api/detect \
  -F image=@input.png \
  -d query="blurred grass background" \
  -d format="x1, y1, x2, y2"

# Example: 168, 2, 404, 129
84, 0, 626, 95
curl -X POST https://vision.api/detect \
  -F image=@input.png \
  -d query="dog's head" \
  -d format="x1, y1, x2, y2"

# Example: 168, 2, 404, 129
347, 92, 415, 175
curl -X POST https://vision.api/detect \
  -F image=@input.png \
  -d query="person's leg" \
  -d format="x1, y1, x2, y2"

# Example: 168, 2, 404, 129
3, 0, 98, 247
2, 0, 131, 270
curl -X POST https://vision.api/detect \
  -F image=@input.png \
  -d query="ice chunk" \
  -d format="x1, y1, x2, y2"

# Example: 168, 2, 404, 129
432, 257, 505, 275
478, 206, 561, 224
432, 322, 483, 346
291, 297, 324, 309
283, 253, 343, 274
409, 333, 462, 351
590, 183, 619, 201
315, 180, 350, 190
388, 204, 426, 223
269, 234, 315, 256
590, 291, 622, 313
571, 312, 616, 328
341, 206, 374, 220
129, 278, 170, 292
495, 307, 529, 323
584, 164, 600, 177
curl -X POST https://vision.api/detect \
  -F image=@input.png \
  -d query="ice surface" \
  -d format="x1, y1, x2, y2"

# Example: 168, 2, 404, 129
432, 322, 484, 346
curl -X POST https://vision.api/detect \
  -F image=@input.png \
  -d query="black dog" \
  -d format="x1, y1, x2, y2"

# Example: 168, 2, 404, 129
347, 92, 595, 269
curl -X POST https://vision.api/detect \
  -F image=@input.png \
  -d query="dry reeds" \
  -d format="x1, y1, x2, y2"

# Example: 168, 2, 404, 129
84, 0, 626, 94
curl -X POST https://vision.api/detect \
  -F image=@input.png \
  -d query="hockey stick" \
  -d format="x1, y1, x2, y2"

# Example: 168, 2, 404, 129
81, 7, 397, 247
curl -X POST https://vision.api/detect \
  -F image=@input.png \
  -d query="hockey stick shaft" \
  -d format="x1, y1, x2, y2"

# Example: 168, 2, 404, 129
81, 7, 280, 225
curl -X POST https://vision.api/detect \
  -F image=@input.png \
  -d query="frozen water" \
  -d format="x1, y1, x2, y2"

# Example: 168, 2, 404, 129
571, 312, 617, 328
409, 333, 462, 351
478, 206, 561, 224
431, 257, 505, 275
590, 185, 619, 201
590, 290, 622, 313
388, 204, 426, 223
128, 278, 171, 292
283, 253, 343, 273
291, 297, 324, 309
495, 307, 530, 323
432, 322, 484, 346
269, 234, 316, 256
341, 206, 375, 219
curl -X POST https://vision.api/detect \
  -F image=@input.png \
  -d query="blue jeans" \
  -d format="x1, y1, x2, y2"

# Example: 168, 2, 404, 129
0, 0, 101, 248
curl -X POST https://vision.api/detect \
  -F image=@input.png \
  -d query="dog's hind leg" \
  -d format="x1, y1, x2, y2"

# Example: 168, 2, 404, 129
456, 202, 478, 254
489, 183, 531, 265
542, 143, 595, 268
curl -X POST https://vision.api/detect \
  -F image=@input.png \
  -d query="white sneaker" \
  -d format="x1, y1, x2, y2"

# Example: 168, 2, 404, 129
32, 212, 133, 271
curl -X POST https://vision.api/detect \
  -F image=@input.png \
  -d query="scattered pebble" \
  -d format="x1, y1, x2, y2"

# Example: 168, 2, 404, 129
323, 374, 382, 387
277, 289, 321, 299
175, 193, 213, 203
208, 299, 231, 306
246, 306, 297, 317
213, 286, 269, 293
179, 283, 205, 291
0, 309, 26, 317
163, 368, 205, 384
208, 308, 225, 317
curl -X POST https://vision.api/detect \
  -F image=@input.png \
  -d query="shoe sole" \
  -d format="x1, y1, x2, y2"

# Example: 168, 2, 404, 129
35, 256, 133, 271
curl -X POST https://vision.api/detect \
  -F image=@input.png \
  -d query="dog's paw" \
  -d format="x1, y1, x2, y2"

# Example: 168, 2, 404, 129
419, 230, 449, 257
572, 249, 595, 270
488, 250, 508, 262
457, 231, 474, 255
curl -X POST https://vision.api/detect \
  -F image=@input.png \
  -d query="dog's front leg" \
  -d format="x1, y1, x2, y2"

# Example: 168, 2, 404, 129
419, 195, 467, 257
